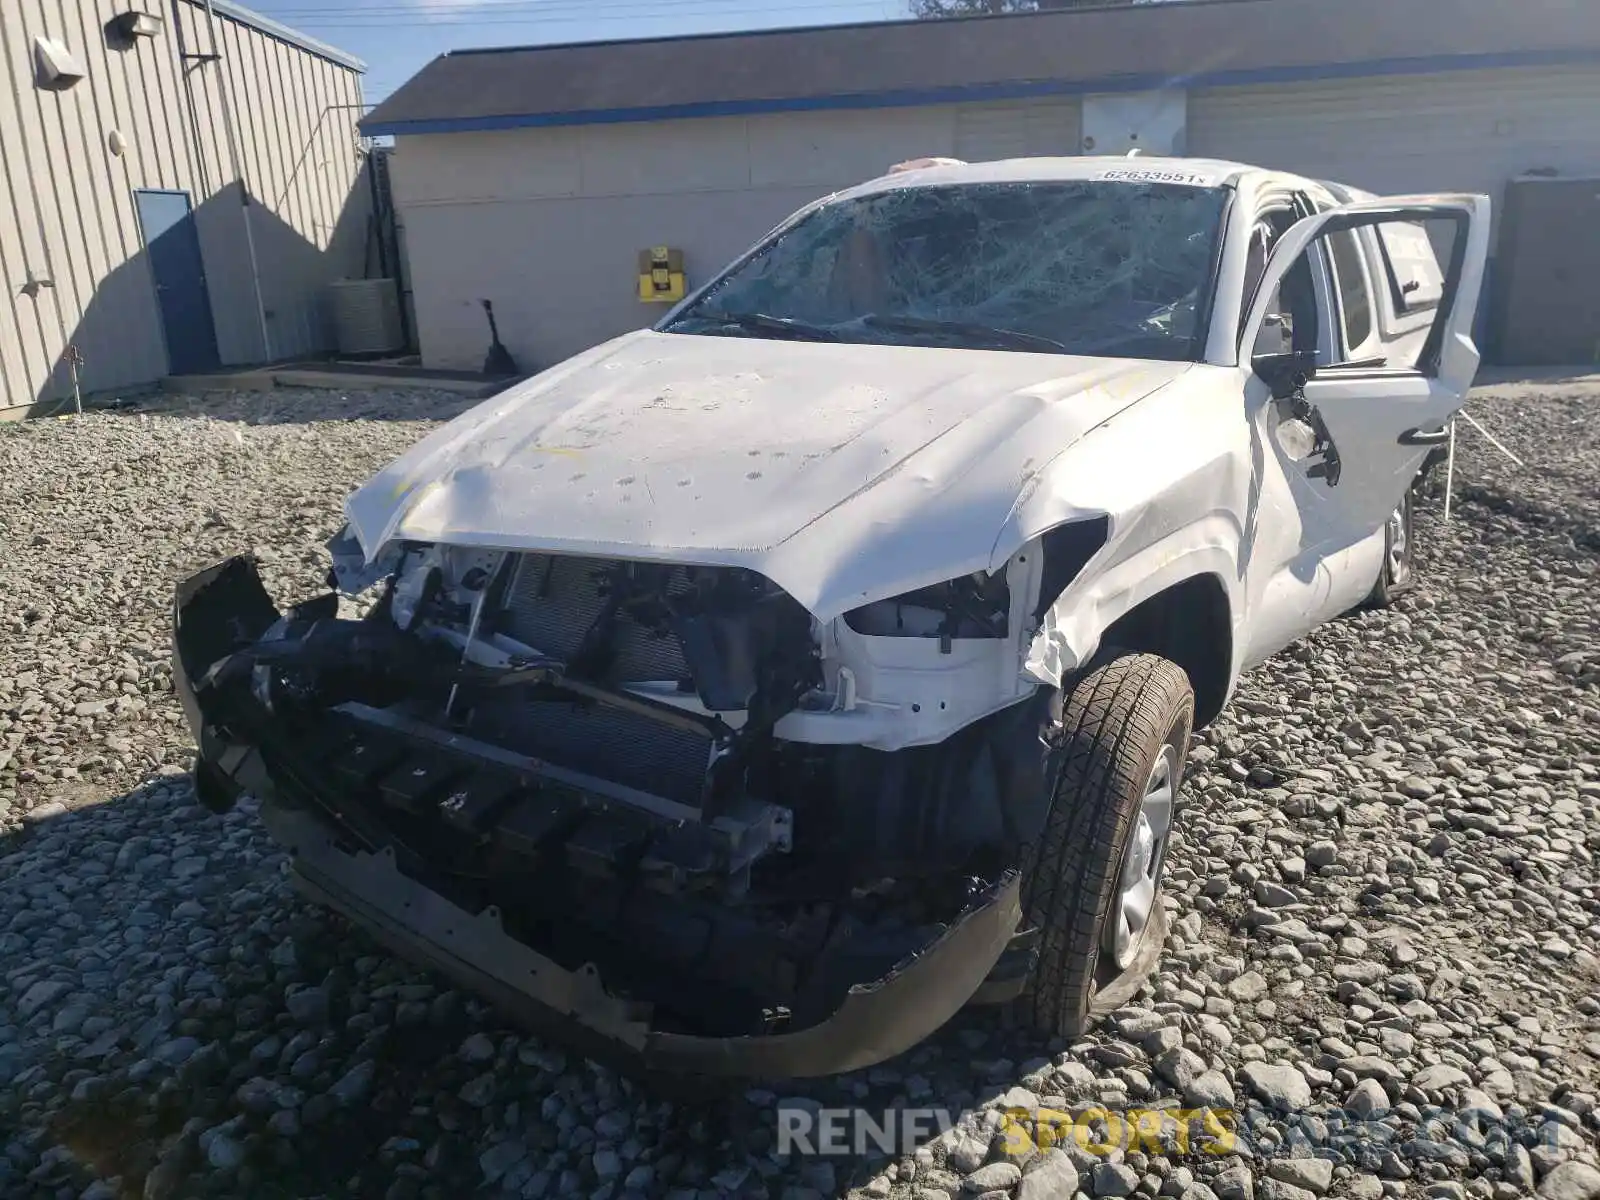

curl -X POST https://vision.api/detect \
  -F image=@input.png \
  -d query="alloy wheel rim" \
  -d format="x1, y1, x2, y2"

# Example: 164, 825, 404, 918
1107, 743, 1178, 970
1387, 502, 1411, 584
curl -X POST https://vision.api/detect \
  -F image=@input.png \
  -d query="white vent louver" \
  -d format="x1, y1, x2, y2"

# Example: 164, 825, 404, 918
34, 37, 86, 91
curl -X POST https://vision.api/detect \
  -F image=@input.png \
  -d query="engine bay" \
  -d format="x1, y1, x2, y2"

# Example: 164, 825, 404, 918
177, 549, 1044, 1042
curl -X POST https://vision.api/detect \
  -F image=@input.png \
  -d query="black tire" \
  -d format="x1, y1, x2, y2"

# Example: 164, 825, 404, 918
1019, 652, 1194, 1038
1367, 488, 1416, 608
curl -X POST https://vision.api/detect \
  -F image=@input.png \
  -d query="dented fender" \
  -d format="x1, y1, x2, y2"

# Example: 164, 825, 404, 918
1024, 536, 1242, 685
1001, 368, 1251, 692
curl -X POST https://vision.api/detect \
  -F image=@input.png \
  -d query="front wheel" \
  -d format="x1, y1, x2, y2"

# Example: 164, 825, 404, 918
1019, 652, 1194, 1038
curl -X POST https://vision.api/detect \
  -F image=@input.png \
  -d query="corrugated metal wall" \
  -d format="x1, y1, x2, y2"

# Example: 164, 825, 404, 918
0, 0, 367, 412
394, 96, 1082, 372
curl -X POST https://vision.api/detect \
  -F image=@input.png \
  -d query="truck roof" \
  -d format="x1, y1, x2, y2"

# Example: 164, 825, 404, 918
848, 155, 1260, 198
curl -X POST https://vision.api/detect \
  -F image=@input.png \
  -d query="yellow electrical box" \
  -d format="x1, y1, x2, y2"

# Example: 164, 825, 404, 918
638, 246, 686, 303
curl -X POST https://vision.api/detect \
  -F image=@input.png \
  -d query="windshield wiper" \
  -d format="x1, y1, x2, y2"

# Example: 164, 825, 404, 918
690, 309, 841, 342
1075, 329, 1190, 360
861, 314, 1069, 354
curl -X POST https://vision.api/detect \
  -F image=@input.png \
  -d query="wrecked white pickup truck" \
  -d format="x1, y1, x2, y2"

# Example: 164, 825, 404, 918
173, 157, 1488, 1079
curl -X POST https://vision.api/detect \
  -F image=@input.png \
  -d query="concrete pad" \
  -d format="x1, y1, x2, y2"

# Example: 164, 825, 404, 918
161, 370, 278, 393
1472, 365, 1600, 396
270, 368, 507, 398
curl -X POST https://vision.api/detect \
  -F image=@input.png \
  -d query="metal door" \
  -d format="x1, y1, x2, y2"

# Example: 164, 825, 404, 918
1237, 195, 1490, 667
134, 190, 220, 374
1241, 195, 1491, 531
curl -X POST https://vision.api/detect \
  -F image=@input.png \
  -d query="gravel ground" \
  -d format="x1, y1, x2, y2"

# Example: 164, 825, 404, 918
0, 379, 1597, 1200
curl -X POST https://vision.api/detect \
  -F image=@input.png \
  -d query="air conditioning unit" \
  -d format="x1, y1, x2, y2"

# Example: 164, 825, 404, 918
328, 279, 404, 356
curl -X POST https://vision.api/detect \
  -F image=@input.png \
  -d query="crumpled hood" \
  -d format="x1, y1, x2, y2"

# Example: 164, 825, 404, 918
345, 331, 1189, 618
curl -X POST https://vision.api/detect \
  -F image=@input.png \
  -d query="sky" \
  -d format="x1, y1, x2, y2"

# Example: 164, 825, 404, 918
246, 0, 912, 104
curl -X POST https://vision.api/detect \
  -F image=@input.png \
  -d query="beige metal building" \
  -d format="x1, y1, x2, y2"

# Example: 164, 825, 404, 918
365, 0, 1600, 373
1, 1, 368, 416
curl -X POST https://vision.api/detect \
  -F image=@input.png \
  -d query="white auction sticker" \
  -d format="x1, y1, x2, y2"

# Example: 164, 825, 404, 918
1097, 168, 1221, 187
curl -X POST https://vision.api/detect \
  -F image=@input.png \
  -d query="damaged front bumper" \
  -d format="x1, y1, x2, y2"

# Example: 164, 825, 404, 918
266, 804, 1019, 1078
172, 556, 1023, 1079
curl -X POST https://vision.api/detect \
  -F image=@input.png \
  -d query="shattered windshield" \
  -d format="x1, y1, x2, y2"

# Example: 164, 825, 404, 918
662, 180, 1228, 360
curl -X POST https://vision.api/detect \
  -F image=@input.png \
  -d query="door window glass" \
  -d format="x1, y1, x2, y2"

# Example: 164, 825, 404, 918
1326, 229, 1373, 354
1242, 219, 1275, 306
1378, 222, 1445, 315
1244, 210, 1303, 356
1254, 215, 1464, 377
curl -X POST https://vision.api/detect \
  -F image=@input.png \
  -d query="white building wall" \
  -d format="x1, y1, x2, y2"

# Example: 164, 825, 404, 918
1189, 66, 1600, 225
397, 64, 1600, 374
0, 0, 367, 412
394, 97, 1082, 371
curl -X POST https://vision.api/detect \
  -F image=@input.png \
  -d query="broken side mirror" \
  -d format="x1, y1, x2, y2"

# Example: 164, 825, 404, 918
1252, 310, 1294, 360
1252, 349, 1318, 401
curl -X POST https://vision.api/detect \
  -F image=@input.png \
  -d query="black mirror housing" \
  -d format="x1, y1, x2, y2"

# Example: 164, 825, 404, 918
1253, 349, 1318, 400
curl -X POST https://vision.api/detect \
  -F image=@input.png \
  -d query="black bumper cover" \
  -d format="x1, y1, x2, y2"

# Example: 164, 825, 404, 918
172, 555, 1022, 1079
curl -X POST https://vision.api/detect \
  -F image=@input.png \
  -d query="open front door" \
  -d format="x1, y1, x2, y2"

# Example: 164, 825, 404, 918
1239, 194, 1491, 536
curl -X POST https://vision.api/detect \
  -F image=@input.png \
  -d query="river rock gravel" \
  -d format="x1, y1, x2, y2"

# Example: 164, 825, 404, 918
0, 378, 1596, 1200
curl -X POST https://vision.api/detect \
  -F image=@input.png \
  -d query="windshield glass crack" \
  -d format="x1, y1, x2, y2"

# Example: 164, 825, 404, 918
665, 180, 1227, 361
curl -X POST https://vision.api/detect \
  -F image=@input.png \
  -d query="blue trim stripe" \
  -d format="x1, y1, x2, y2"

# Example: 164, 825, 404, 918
361, 47, 1600, 137
204, 0, 366, 73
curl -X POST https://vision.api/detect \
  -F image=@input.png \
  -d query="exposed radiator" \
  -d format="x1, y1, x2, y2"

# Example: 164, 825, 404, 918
479, 553, 711, 806
497, 553, 693, 683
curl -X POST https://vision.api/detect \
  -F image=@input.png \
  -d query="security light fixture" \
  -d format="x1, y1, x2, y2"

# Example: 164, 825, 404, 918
111, 11, 164, 40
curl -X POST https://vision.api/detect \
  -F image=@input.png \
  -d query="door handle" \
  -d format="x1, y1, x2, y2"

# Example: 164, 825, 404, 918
1399, 425, 1451, 446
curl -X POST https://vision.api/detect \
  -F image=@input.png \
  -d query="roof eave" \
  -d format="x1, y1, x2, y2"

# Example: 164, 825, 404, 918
199, 0, 367, 73
359, 46, 1600, 139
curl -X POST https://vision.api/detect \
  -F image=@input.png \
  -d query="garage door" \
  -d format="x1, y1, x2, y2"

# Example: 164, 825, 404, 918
953, 96, 1082, 162
1189, 66, 1600, 214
